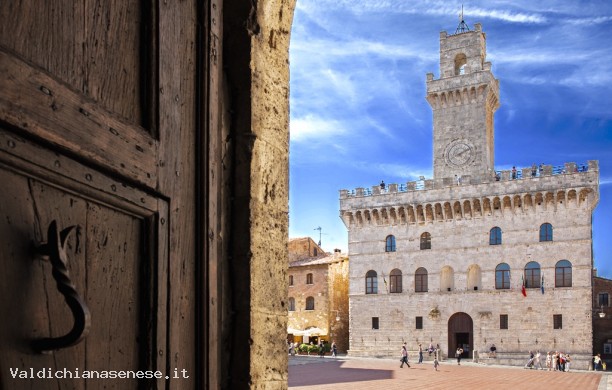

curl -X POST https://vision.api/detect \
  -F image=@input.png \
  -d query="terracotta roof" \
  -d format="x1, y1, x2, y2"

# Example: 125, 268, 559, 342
289, 253, 348, 268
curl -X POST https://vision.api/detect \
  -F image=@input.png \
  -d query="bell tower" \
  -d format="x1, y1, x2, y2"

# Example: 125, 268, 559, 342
426, 21, 499, 181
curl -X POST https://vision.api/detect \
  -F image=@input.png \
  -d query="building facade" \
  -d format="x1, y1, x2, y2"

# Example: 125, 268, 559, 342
593, 276, 612, 368
288, 242, 350, 353
339, 22, 599, 369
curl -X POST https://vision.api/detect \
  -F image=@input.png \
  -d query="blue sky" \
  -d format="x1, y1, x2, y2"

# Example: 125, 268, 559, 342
288, 0, 612, 279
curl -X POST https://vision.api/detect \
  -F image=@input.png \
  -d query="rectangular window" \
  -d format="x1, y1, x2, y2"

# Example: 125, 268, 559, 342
553, 314, 562, 329
416, 316, 423, 329
599, 292, 609, 307
604, 343, 612, 354
289, 275, 293, 286
306, 273, 313, 285
372, 317, 379, 330
500, 314, 508, 329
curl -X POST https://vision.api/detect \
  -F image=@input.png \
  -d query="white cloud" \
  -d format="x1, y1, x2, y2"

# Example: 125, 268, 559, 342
290, 115, 347, 142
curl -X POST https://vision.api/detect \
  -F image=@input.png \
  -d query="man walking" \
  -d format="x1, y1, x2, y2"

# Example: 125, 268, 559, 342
400, 342, 410, 368
418, 343, 423, 364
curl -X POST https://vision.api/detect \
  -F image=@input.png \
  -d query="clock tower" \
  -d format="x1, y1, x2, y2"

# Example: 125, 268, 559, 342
426, 22, 499, 181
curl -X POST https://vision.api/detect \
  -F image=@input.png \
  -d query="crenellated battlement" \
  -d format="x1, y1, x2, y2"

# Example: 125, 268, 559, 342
339, 161, 599, 228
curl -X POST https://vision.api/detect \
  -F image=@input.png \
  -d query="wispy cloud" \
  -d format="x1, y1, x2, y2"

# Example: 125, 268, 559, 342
290, 115, 347, 142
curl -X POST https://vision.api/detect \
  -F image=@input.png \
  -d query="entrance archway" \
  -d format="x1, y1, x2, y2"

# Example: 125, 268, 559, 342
448, 312, 473, 359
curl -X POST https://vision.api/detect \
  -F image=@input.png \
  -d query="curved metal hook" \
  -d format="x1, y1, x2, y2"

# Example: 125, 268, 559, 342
32, 220, 91, 353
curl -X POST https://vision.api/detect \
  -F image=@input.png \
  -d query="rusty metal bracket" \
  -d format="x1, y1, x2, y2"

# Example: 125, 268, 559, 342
32, 220, 90, 353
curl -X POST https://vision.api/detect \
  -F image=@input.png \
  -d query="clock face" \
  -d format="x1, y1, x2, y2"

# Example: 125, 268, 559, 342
446, 142, 473, 167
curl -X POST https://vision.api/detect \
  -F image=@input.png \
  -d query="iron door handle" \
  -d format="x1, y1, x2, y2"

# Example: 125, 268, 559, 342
33, 220, 91, 353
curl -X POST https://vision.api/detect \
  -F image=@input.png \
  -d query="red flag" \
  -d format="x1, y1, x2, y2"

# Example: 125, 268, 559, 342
521, 275, 527, 297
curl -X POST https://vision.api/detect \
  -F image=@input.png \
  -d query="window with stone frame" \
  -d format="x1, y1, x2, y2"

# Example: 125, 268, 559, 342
539, 223, 553, 242
288, 297, 295, 311
500, 314, 508, 329
495, 263, 510, 289
365, 270, 378, 294
415, 267, 428, 292
489, 227, 502, 245
389, 268, 402, 293
555, 260, 572, 287
305, 296, 314, 310
599, 292, 610, 307
524, 261, 541, 288
420, 232, 431, 250
289, 275, 294, 286
416, 316, 423, 329
372, 317, 379, 330
386, 235, 396, 252
306, 273, 313, 285
553, 314, 562, 329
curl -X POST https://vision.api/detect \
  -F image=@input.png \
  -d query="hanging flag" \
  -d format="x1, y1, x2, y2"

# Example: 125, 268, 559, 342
541, 275, 545, 295
381, 271, 389, 294
521, 275, 527, 297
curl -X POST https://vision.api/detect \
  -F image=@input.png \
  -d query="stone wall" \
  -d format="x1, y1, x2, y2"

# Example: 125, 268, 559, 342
342, 169, 599, 370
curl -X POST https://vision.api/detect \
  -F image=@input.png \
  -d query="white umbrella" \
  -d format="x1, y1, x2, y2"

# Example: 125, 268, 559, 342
287, 327, 304, 336
303, 327, 325, 336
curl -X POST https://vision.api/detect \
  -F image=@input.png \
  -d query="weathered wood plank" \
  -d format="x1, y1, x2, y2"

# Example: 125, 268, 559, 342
85, 203, 141, 389
0, 48, 158, 189
0, 0, 148, 126
158, 1, 198, 388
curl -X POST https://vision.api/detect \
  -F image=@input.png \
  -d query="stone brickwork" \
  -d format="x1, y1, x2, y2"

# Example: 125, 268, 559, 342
339, 22, 600, 370
288, 237, 327, 262
427, 23, 499, 181
593, 276, 612, 366
288, 250, 350, 352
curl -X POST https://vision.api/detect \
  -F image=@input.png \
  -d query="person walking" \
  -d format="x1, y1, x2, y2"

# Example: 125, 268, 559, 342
433, 348, 440, 371
534, 350, 544, 370
455, 346, 464, 365
524, 350, 535, 369
546, 351, 552, 371
418, 343, 423, 364
594, 354, 602, 371
400, 342, 410, 368
331, 341, 337, 358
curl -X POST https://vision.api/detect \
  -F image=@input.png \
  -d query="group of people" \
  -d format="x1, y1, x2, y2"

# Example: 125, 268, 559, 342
524, 350, 573, 371
287, 340, 338, 357
400, 342, 442, 371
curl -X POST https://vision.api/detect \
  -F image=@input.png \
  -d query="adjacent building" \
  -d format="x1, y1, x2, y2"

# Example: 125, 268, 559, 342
287, 238, 349, 352
593, 275, 612, 368
339, 21, 599, 369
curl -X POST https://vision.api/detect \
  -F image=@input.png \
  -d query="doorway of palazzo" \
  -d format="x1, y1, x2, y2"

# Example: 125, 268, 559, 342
448, 312, 473, 359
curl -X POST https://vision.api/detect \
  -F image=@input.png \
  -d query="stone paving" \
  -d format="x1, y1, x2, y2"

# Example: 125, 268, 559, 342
288, 355, 610, 390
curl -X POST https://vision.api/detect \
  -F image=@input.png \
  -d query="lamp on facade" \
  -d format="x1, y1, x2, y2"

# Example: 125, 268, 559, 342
598, 305, 606, 319
330, 310, 341, 322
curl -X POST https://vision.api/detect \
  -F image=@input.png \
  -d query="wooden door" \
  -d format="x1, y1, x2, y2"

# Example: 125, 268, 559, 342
0, 1, 209, 388
448, 312, 473, 359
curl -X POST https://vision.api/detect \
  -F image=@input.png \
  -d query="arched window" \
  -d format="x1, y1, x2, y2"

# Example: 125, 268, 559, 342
524, 261, 541, 288
540, 223, 553, 242
385, 235, 396, 252
415, 267, 428, 292
495, 263, 510, 289
305, 296, 314, 310
389, 269, 402, 293
489, 227, 502, 245
288, 297, 295, 311
365, 270, 378, 294
420, 232, 431, 250
555, 260, 572, 287
306, 273, 313, 284
289, 275, 294, 286
455, 53, 467, 75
